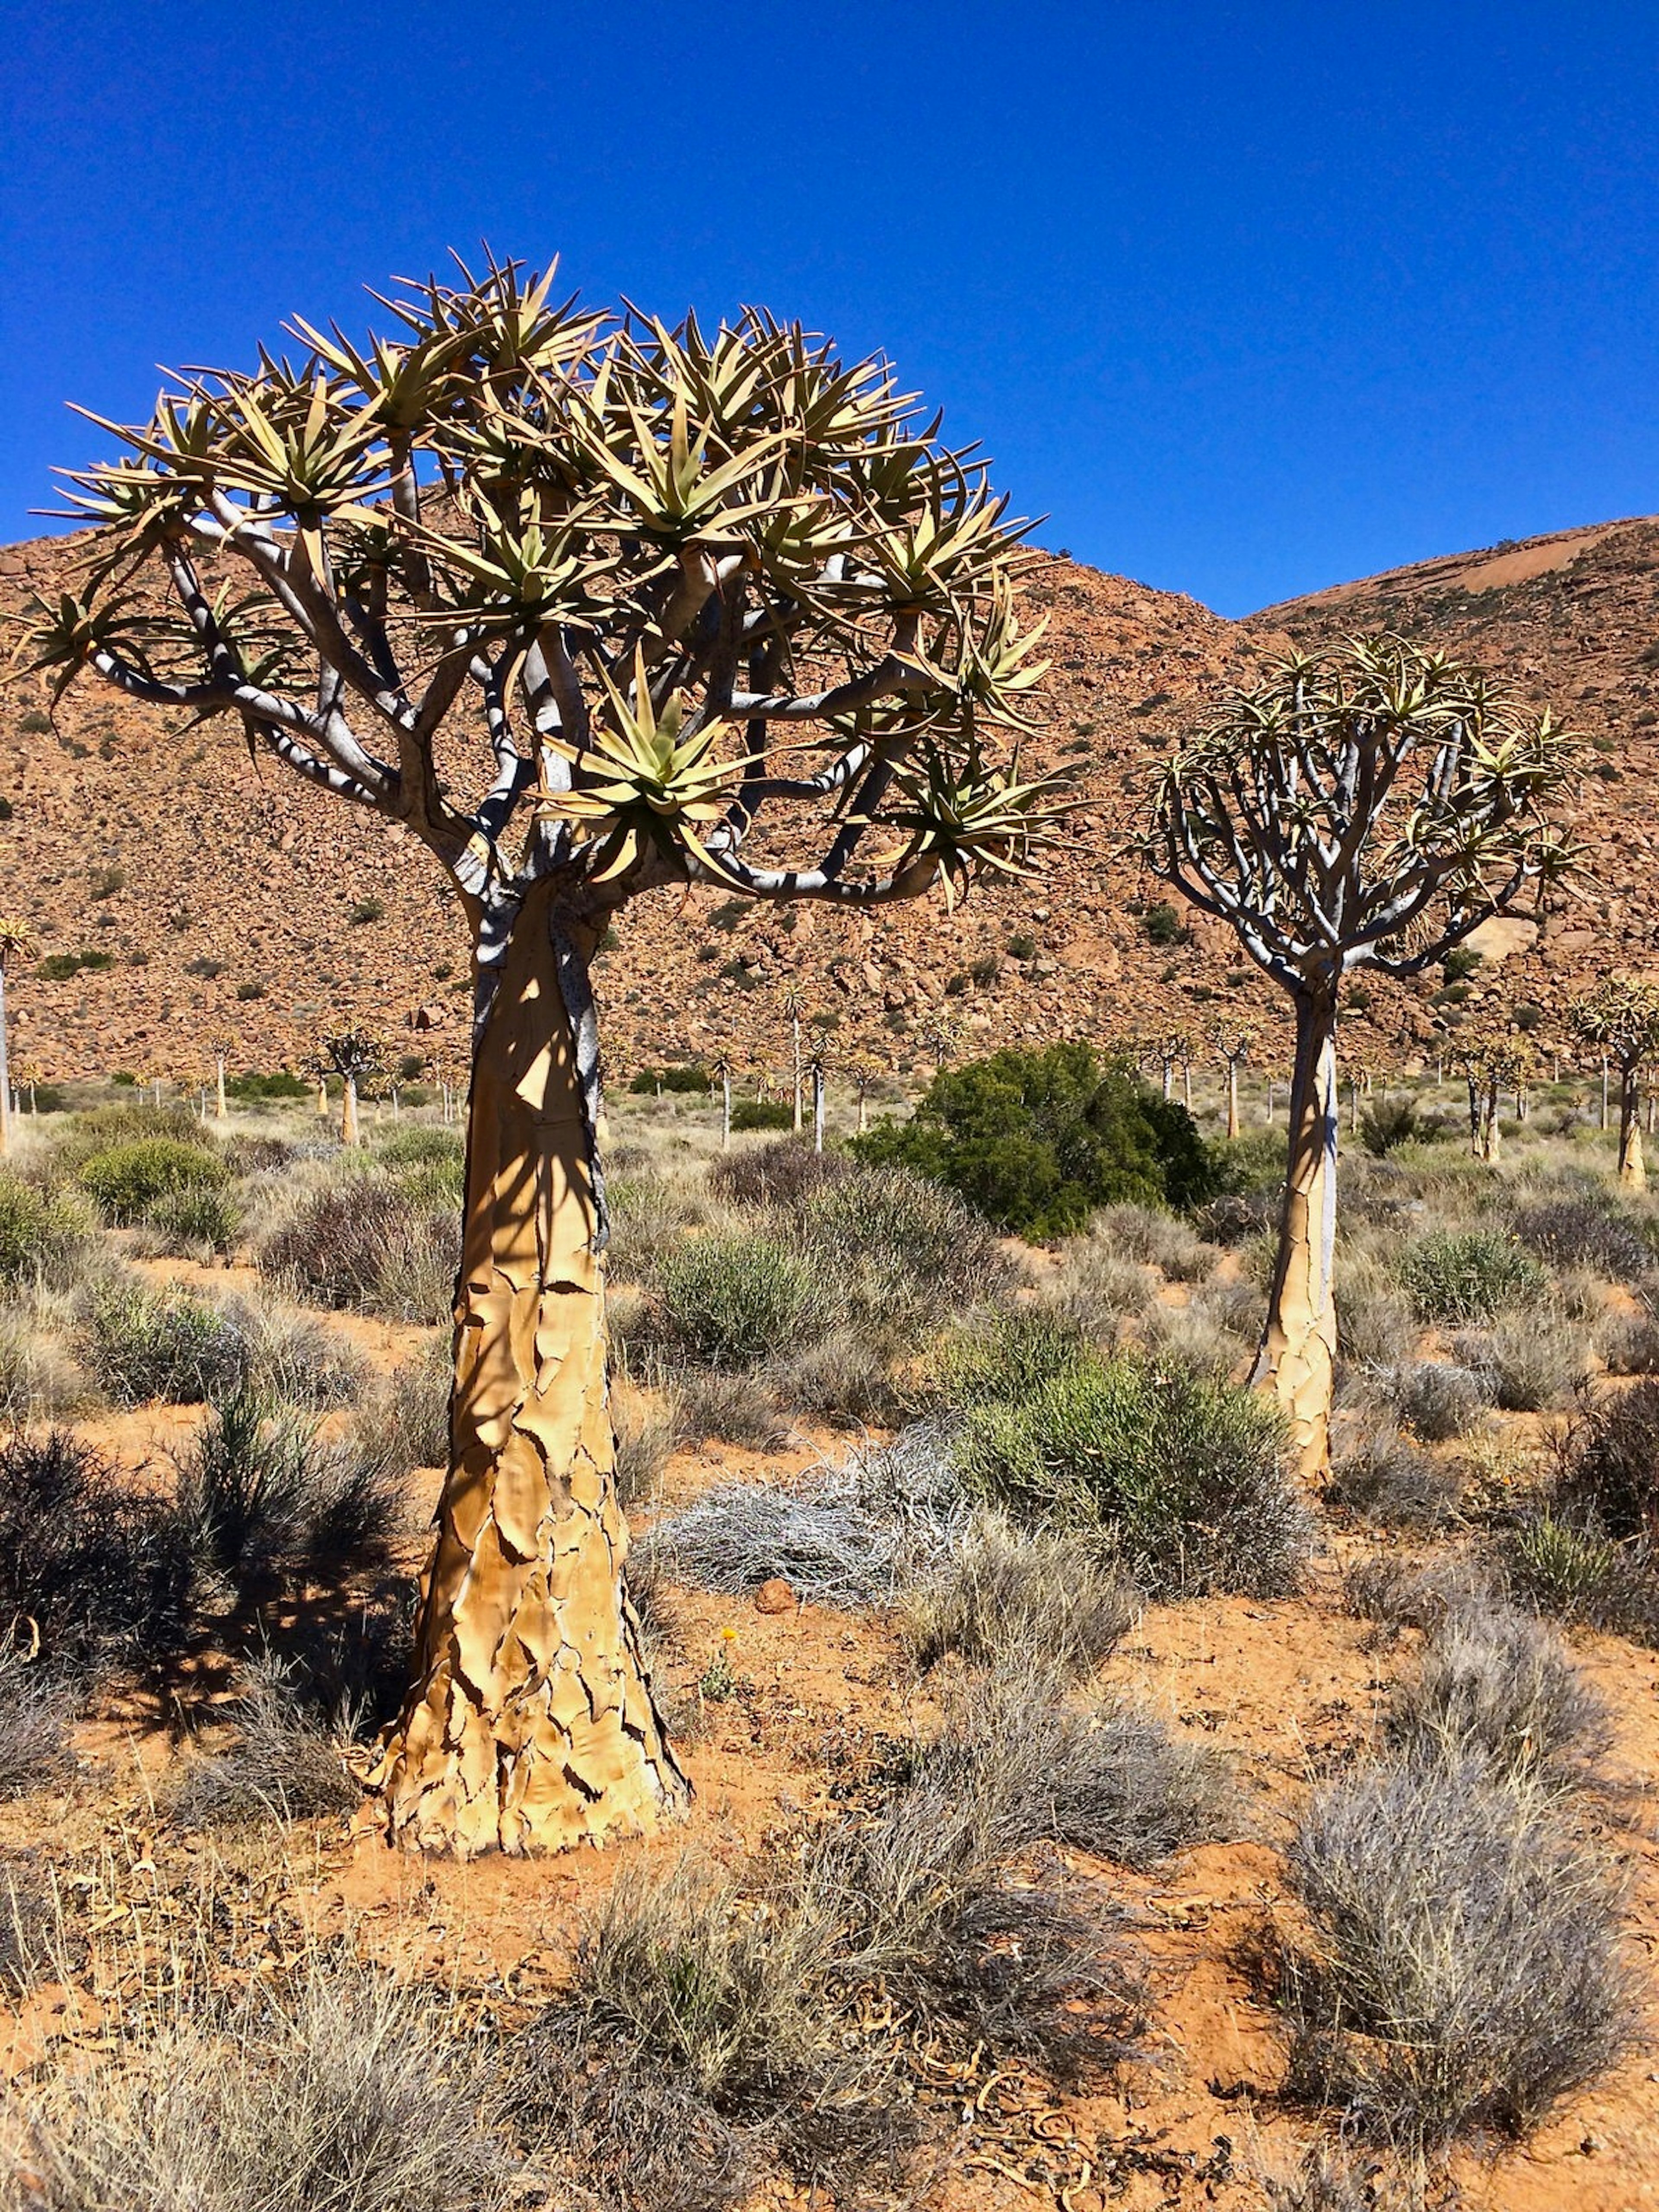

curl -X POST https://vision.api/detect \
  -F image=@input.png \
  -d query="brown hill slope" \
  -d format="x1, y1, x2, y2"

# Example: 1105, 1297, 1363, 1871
1, 515, 1656, 1088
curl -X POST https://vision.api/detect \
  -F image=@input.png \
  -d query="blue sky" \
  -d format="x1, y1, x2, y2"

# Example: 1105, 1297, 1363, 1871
2, 0, 1655, 614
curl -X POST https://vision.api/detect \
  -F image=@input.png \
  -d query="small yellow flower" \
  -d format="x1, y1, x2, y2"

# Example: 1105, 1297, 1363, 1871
720, 1625, 739, 1644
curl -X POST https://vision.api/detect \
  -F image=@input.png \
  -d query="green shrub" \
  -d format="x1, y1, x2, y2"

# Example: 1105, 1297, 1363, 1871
648, 1233, 823, 1369
956, 1349, 1307, 1596
854, 1042, 1221, 1237
225, 1069, 308, 1100
1359, 1097, 1419, 1156
629, 1065, 710, 1095
1141, 901, 1188, 946
77, 1279, 247, 1406
259, 1179, 458, 1324
78, 1137, 229, 1225
730, 1098, 793, 1132
35, 949, 114, 981
1398, 1230, 1545, 1324
146, 1183, 243, 1256
374, 1125, 465, 1170
0, 1175, 96, 1289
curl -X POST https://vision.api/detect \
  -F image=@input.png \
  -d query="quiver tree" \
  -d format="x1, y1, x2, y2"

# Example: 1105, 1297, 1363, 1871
1211, 1020, 1256, 1140
0, 921, 38, 1155
780, 982, 808, 1133
28, 254, 1060, 1854
208, 1030, 236, 1120
1147, 636, 1573, 1478
711, 1052, 734, 1150
1452, 1027, 1531, 1163
320, 1027, 383, 1148
1570, 975, 1659, 1191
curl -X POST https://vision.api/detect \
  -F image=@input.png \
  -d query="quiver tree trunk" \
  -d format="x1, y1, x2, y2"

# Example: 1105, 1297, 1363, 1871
0, 970, 11, 1160
1254, 987, 1339, 1481
215, 1055, 227, 1121
1617, 1065, 1646, 1191
1226, 1061, 1240, 1141
370, 880, 687, 1855
341, 1077, 359, 1148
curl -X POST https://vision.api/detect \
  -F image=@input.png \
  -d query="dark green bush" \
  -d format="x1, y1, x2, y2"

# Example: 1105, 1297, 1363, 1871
729, 1098, 793, 1132
854, 1042, 1221, 1237
78, 1137, 229, 1225
629, 1065, 710, 1095
146, 1183, 243, 1255
956, 1347, 1308, 1596
1359, 1097, 1418, 1157
1141, 901, 1188, 946
225, 1069, 309, 1101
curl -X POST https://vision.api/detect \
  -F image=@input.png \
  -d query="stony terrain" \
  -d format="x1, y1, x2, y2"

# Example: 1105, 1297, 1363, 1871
3, 513, 1654, 1089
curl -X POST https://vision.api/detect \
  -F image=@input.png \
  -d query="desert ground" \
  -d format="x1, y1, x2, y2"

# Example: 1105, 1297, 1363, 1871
0, 1068, 1653, 2212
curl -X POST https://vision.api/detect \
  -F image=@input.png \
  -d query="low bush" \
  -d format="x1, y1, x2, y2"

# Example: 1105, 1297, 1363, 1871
708, 1138, 849, 1211
0, 1303, 87, 1424
1343, 1551, 1499, 1637
1553, 1377, 1659, 1541
1279, 1758, 1634, 2146
0, 1649, 73, 1798
78, 1136, 229, 1225
1505, 1514, 1659, 1643
671, 1369, 789, 1451
956, 1349, 1309, 1597
76, 1277, 247, 1406
1596, 1303, 1659, 1376
173, 1392, 401, 1611
143, 1181, 243, 1256
902, 1522, 1138, 1677
1327, 1424, 1461, 1529
1387, 1605, 1609, 1785
259, 1177, 458, 1324
1398, 1230, 1545, 1325
1371, 1359, 1489, 1443
797, 1162, 1014, 1335
168, 1657, 363, 1826
1455, 1310, 1586, 1412
1358, 1096, 1419, 1156
1090, 1200, 1213, 1281
1512, 1194, 1653, 1281
613, 1382, 675, 1507
855, 1041, 1221, 1237
927, 1306, 1094, 1414
645, 1231, 824, 1370
0, 1174, 96, 1290
729, 1097, 793, 1133
0, 1952, 512, 2212
642, 1426, 967, 1609
911, 1662, 1234, 1869
1039, 1233, 1153, 1343
226, 1295, 367, 1411
0, 1431, 190, 1674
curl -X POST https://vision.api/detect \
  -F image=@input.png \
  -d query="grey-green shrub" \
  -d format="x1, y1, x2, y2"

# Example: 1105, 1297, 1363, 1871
647, 1233, 823, 1370
77, 1278, 246, 1406
0, 1175, 96, 1290
1398, 1230, 1545, 1325
956, 1349, 1309, 1597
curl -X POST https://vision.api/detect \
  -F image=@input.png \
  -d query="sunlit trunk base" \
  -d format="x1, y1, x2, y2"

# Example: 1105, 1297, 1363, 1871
370, 881, 687, 1856
341, 1077, 359, 1148
1226, 1065, 1239, 1141
1618, 1071, 1646, 1192
1254, 989, 1339, 1482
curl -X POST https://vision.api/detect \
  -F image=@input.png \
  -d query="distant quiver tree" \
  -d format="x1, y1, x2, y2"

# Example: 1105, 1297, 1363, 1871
1570, 974, 1659, 1192
1147, 637, 1573, 1478
0, 919, 38, 1157
24, 254, 1060, 1854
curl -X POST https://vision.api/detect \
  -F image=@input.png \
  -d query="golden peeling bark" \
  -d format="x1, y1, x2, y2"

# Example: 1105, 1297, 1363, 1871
341, 1077, 360, 1148
1226, 1064, 1240, 1142
1618, 1070, 1647, 1191
370, 882, 688, 1855
1254, 991, 1339, 1482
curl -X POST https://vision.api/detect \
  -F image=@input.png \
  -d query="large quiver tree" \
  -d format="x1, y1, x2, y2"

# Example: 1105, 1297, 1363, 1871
1147, 637, 1573, 1479
25, 256, 1061, 1854
1570, 975, 1659, 1192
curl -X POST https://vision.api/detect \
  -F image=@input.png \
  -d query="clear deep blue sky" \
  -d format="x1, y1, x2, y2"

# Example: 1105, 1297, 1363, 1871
2, 1, 1655, 614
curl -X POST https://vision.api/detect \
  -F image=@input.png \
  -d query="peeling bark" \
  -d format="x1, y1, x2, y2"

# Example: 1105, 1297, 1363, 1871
369, 879, 687, 1855
0, 969, 11, 1160
1254, 987, 1339, 1481
1226, 1062, 1239, 1141
341, 1076, 360, 1148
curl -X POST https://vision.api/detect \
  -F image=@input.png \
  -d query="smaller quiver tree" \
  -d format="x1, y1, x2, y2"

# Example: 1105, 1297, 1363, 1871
208, 1029, 237, 1121
321, 1026, 384, 1147
1211, 1020, 1256, 1140
0, 920, 39, 1156
1570, 976, 1659, 1191
1452, 1027, 1531, 1164
1147, 637, 1573, 1479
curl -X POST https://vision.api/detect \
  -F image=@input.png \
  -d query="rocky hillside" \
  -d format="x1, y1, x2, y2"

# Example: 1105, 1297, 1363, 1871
1, 514, 1655, 1089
